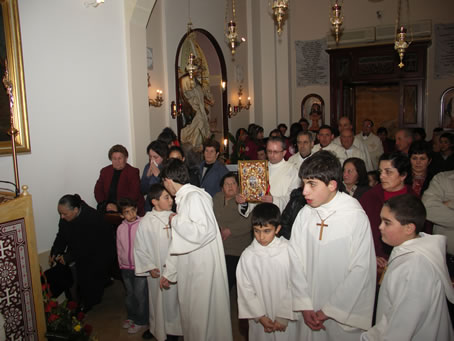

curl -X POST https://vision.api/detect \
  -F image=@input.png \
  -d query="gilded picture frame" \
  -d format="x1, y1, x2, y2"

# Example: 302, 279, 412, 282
440, 87, 454, 130
0, 0, 29, 155
238, 160, 269, 202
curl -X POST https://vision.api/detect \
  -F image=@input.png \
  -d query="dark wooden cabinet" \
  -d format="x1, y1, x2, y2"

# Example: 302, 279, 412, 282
327, 41, 429, 132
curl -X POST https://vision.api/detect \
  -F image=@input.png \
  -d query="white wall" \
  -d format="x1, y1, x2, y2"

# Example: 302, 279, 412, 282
0, 0, 132, 253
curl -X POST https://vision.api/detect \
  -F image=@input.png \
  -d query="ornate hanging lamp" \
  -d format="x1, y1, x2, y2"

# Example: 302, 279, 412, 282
270, 0, 289, 36
394, 0, 412, 68
329, 0, 344, 44
225, 0, 245, 57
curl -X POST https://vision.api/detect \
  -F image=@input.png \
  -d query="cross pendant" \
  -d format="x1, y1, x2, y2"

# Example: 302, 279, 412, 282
317, 220, 328, 240
163, 224, 170, 238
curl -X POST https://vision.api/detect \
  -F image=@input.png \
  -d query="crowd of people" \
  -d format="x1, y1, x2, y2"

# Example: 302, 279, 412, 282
47, 119, 454, 341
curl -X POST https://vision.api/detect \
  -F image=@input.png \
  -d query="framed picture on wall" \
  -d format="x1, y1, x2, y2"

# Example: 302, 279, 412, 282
0, 0, 30, 155
301, 94, 324, 132
440, 87, 454, 129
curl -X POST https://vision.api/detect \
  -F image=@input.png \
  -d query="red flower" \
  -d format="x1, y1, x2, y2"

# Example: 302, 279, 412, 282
48, 314, 59, 323
45, 303, 52, 313
67, 301, 78, 310
83, 324, 93, 335
48, 300, 58, 308
77, 312, 85, 321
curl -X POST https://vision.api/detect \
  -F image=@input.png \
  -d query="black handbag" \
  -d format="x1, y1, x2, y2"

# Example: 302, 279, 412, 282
44, 262, 73, 298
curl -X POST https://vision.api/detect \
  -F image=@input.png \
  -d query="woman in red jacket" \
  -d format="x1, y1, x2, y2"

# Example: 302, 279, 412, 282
94, 144, 145, 216
360, 152, 415, 274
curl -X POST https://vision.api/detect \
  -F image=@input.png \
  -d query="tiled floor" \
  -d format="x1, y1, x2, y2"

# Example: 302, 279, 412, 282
85, 280, 248, 341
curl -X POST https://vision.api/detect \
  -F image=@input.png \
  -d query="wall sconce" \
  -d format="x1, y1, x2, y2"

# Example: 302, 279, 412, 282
148, 73, 163, 107
84, 0, 104, 8
228, 85, 251, 118
170, 100, 183, 119
271, 0, 289, 36
149, 90, 163, 107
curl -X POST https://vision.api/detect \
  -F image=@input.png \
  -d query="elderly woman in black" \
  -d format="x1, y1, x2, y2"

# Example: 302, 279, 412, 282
49, 194, 113, 312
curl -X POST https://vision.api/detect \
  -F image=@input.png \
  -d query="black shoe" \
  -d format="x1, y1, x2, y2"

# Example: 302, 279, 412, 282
166, 335, 179, 341
142, 330, 154, 340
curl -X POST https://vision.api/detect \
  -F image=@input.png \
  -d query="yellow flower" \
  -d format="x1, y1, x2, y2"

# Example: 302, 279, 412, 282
74, 324, 81, 332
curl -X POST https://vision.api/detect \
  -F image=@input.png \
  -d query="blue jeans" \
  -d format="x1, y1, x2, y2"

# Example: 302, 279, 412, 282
121, 269, 149, 325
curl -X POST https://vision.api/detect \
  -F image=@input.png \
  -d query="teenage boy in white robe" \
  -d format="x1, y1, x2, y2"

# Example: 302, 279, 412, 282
159, 159, 233, 341
134, 184, 182, 341
237, 202, 298, 341
361, 194, 454, 341
289, 150, 376, 341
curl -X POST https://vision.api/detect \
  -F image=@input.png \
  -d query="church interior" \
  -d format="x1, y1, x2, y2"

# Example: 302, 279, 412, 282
0, 0, 453, 339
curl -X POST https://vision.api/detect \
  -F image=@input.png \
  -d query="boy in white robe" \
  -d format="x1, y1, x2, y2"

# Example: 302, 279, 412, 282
134, 184, 182, 341
289, 150, 376, 341
361, 194, 454, 341
237, 203, 298, 341
159, 159, 233, 341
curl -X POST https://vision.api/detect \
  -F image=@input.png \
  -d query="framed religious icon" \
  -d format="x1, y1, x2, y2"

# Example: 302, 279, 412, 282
440, 87, 454, 129
301, 94, 324, 132
0, 0, 30, 155
238, 160, 269, 202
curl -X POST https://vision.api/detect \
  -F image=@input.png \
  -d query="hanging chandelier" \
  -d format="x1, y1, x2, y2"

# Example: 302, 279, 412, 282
394, 0, 412, 68
329, 0, 343, 44
270, 0, 289, 36
225, 0, 245, 57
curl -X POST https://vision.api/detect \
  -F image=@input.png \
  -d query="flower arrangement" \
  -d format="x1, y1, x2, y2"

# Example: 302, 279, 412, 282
45, 300, 96, 341
41, 269, 97, 341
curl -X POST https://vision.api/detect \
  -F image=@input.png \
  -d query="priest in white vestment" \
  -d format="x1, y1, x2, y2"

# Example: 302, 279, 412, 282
288, 131, 314, 171
333, 117, 374, 170
289, 151, 376, 341
160, 159, 233, 341
356, 119, 384, 170
134, 205, 182, 341
311, 125, 347, 164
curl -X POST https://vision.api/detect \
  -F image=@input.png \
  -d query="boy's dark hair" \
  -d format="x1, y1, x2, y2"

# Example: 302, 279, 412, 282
257, 146, 266, 153
203, 139, 221, 154
148, 183, 166, 202
413, 127, 426, 141
118, 197, 137, 212
379, 152, 412, 185
168, 145, 185, 159
440, 132, 454, 145
299, 151, 342, 190
147, 140, 169, 158
160, 158, 190, 185
384, 194, 426, 234
251, 203, 281, 228
278, 123, 288, 130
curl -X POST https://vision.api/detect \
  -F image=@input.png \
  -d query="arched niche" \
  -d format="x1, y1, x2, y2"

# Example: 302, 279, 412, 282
174, 29, 228, 152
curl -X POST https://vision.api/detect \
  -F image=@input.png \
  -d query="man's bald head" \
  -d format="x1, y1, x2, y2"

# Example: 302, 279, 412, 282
340, 129, 354, 149
338, 116, 353, 133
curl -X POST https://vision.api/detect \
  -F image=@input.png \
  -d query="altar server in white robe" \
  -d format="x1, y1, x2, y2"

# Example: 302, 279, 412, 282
361, 194, 454, 341
289, 151, 376, 341
237, 203, 298, 341
238, 136, 300, 214
134, 184, 182, 341
159, 159, 233, 341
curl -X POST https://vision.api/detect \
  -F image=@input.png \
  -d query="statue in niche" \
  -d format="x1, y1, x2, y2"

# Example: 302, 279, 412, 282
179, 33, 215, 151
